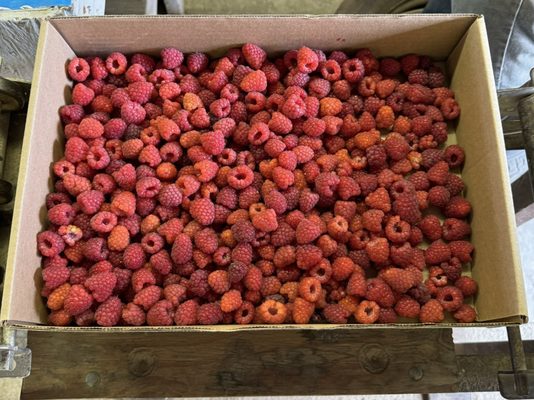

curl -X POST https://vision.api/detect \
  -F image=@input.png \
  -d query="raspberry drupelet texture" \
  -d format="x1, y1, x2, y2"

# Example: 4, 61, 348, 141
41, 45, 471, 326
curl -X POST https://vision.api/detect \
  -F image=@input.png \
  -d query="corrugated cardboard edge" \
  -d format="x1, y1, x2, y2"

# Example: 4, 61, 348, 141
2, 319, 524, 333
0, 21, 51, 324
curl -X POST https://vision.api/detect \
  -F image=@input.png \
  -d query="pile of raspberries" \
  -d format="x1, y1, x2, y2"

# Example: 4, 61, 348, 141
37, 44, 477, 326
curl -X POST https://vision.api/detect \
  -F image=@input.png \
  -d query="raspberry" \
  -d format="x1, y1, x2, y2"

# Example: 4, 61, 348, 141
297, 46, 319, 73
295, 218, 321, 244
366, 278, 395, 307
242, 43, 266, 69
67, 57, 90, 81
122, 303, 146, 326
418, 299, 444, 323
392, 192, 421, 225
342, 58, 365, 83
47, 283, 71, 311
281, 94, 306, 119
332, 257, 355, 281
381, 267, 416, 293
365, 187, 391, 213
121, 101, 146, 125
95, 296, 122, 326
418, 215, 442, 241
425, 240, 451, 265
240, 70, 267, 92
384, 215, 411, 243
252, 209, 278, 232
360, 209, 382, 233
393, 295, 420, 319
134, 285, 162, 310
221, 289, 243, 313
455, 276, 478, 297
441, 97, 460, 119
105, 52, 127, 75
72, 83, 95, 106
38, 231, 65, 258
421, 148, 444, 169
197, 302, 223, 325
160, 47, 184, 69
107, 225, 130, 252
228, 165, 254, 190
449, 240, 474, 263
146, 300, 174, 326
258, 300, 287, 324
172, 299, 198, 325
444, 196, 471, 218
437, 286, 464, 311
49, 309, 72, 326
292, 297, 314, 324
188, 198, 214, 226
228, 261, 249, 283
60, 104, 85, 125
298, 277, 322, 302
84, 271, 117, 303
442, 145, 465, 169
453, 304, 476, 323
446, 174, 465, 197
127, 81, 153, 104
427, 161, 449, 186
408, 171, 429, 191
121, 243, 145, 270
323, 303, 349, 324
62, 284, 93, 316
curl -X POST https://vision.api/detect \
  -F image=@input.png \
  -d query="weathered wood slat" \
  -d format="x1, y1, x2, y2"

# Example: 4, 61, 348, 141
22, 329, 458, 399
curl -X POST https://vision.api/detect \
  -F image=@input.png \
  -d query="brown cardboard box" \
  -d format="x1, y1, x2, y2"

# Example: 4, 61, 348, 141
0, 15, 527, 331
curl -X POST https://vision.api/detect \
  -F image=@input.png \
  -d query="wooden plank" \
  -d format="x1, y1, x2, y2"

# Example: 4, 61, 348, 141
22, 329, 458, 399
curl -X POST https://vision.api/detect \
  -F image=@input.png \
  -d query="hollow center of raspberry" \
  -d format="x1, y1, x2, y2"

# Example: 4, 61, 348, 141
43, 239, 52, 248
75, 65, 83, 73
394, 225, 403, 233
112, 60, 120, 69
450, 154, 458, 162
102, 218, 110, 225
317, 268, 325, 276
365, 306, 374, 315
444, 294, 453, 301
268, 307, 278, 316
147, 240, 154, 247
327, 67, 334, 74
241, 309, 249, 317
235, 173, 246, 180
309, 285, 317, 294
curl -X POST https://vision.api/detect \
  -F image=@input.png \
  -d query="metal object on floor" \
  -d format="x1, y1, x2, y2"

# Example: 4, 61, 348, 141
0, 328, 31, 378
498, 326, 534, 398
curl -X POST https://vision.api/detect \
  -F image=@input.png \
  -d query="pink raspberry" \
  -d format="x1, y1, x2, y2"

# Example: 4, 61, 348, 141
146, 299, 174, 326
228, 165, 254, 190
122, 303, 146, 326
121, 101, 146, 125
67, 57, 90, 81
123, 243, 146, 270
187, 52, 209, 73
127, 81, 154, 104
161, 47, 184, 69
84, 271, 117, 303
134, 285, 162, 310
95, 296, 122, 326
111, 191, 136, 217
197, 303, 223, 325
252, 209, 278, 232
171, 233, 193, 264
295, 218, 322, 244
72, 83, 95, 106
240, 70, 267, 92
189, 198, 215, 226
174, 300, 198, 325
37, 231, 65, 258
42, 263, 69, 289
77, 190, 104, 215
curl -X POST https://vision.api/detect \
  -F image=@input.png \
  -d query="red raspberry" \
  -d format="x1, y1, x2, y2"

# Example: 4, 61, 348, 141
242, 43, 266, 69
105, 52, 127, 75
95, 296, 122, 326
295, 218, 321, 244
366, 278, 395, 307
160, 47, 184, 69
122, 243, 145, 270
441, 98, 460, 120
207, 270, 230, 294
134, 285, 162, 310
281, 94, 306, 119
425, 240, 451, 264
173, 299, 198, 325
221, 289, 243, 313
48, 309, 72, 326
188, 198, 215, 226
194, 228, 218, 254
455, 276, 477, 297
38, 231, 66, 258
437, 286, 464, 311
252, 209, 278, 233
453, 304, 476, 323
320, 59, 342, 81
362, 209, 384, 233
121, 101, 146, 125
446, 174, 465, 197
444, 196, 472, 218
228, 260, 249, 283
364, 187, 391, 213
384, 215, 411, 244
408, 171, 429, 191
332, 257, 355, 281
419, 299, 444, 323
394, 295, 420, 319
131, 268, 156, 293
122, 303, 146, 326
381, 267, 418, 294
231, 242, 253, 264
365, 237, 389, 264
442, 218, 470, 241
197, 302, 223, 325
146, 300, 174, 326
127, 81, 153, 105
323, 303, 349, 324
427, 161, 449, 186
169, 233, 192, 265
72, 83, 95, 106
443, 144, 465, 168
227, 165, 254, 190
90, 211, 118, 233
78, 117, 104, 139
342, 58, 365, 83
421, 148, 444, 169
162, 284, 186, 307
296, 46, 319, 73
392, 192, 421, 224
418, 215, 442, 241
240, 70, 267, 93
67, 57, 90, 81
258, 300, 287, 324
292, 297, 314, 324
84, 271, 117, 303
449, 240, 474, 263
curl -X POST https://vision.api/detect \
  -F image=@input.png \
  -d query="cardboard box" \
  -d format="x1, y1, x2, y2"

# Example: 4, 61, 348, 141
1, 15, 527, 331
